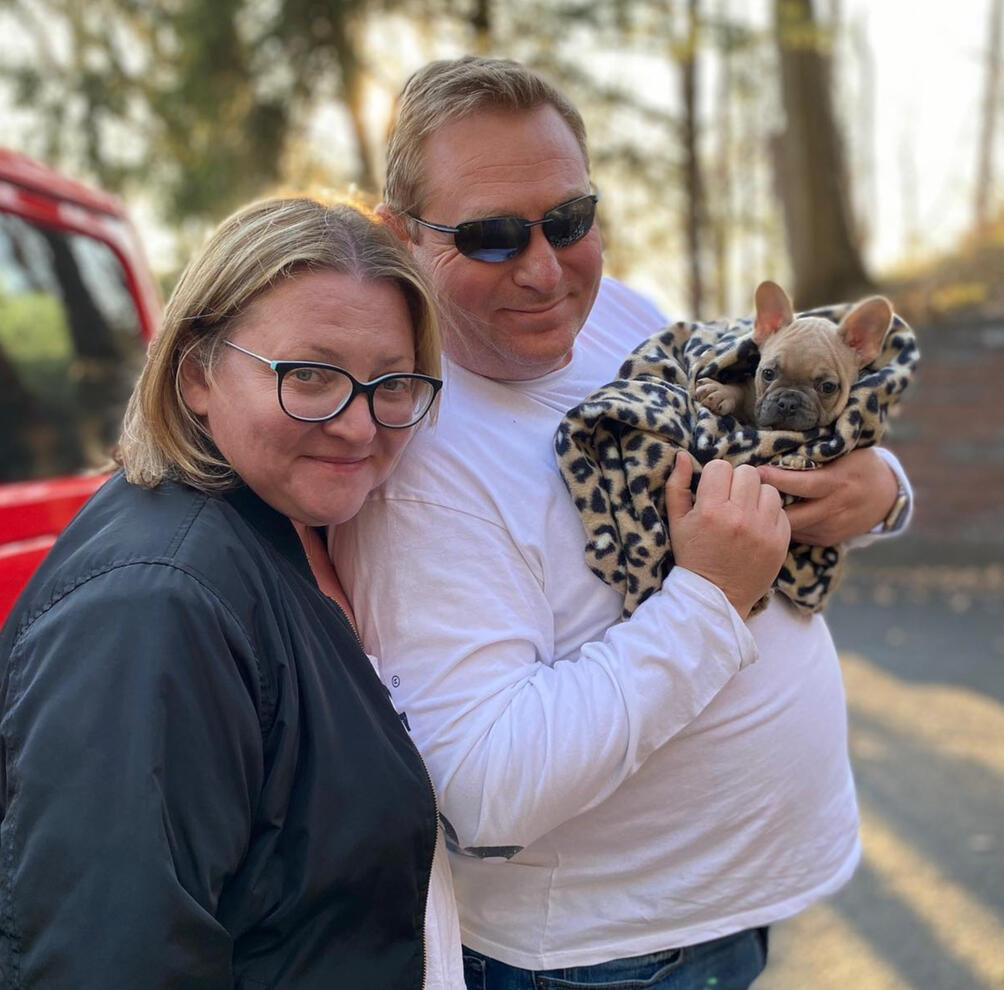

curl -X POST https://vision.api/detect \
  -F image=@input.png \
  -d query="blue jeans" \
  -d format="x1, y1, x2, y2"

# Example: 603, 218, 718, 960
462, 927, 769, 990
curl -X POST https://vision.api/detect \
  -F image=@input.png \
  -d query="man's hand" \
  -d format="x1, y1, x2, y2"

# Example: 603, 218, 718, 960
665, 453, 790, 619
756, 447, 899, 545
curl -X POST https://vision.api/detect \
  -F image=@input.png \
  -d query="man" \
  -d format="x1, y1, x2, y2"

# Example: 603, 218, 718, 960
332, 55, 910, 989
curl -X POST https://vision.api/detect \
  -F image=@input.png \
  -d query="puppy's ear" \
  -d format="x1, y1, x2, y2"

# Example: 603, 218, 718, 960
838, 296, 893, 367
753, 281, 795, 345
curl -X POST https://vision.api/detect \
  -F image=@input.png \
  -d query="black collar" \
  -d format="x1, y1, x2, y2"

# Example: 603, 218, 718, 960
221, 483, 314, 583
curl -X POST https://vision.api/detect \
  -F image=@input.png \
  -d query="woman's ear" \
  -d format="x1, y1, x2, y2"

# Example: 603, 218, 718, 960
178, 353, 211, 417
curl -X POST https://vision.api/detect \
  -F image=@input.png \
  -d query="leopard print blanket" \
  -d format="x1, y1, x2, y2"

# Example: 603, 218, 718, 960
555, 303, 919, 619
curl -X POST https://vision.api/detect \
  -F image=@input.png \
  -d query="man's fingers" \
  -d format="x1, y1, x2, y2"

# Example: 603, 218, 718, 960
693, 458, 733, 504
758, 480, 783, 516
728, 464, 761, 507
757, 464, 823, 498
664, 450, 695, 525
782, 497, 828, 534
775, 501, 793, 541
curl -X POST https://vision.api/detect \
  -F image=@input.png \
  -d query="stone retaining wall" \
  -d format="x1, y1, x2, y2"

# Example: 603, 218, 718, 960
869, 318, 1004, 566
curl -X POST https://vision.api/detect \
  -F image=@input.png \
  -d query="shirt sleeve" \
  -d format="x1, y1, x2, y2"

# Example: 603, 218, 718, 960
333, 495, 756, 857
852, 445, 915, 547
1, 563, 264, 989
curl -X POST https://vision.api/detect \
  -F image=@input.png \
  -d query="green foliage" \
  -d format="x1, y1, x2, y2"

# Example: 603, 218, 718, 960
0, 0, 377, 225
0, 289, 75, 400
0, 0, 864, 313
0, 290, 72, 363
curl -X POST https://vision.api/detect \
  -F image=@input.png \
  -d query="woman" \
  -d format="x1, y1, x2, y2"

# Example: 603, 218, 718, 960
0, 198, 463, 988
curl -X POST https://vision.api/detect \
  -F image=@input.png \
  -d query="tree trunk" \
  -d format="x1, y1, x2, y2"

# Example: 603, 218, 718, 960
680, 0, 706, 318
711, 0, 734, 316
332, 27, 377, 193
771, 0, 871, 307
471, 0, 491, 53
974, 0, 1003, 233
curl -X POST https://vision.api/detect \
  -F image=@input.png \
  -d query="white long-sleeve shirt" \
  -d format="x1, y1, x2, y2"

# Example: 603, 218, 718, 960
332, 278, 864, 969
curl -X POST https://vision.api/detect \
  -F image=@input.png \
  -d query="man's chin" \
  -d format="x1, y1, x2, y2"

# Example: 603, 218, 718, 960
442, 311, 581, 380
499, 336, 576, 379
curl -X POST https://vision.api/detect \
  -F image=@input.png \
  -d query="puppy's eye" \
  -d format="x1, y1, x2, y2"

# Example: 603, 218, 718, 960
818, 381, 838, 395
761, 368, 776, 382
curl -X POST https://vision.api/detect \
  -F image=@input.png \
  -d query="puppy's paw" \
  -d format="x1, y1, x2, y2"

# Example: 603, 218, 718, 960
696, 378, 738, 416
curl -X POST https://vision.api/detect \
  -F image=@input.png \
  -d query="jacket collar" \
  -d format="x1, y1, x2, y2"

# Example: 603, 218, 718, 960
221, 484, 314, 583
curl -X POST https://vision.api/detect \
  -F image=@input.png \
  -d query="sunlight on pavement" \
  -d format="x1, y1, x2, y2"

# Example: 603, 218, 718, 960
762, 902, 917, 990
841, 652, 1004, 783
761, 651, 1004, 990
857, 807, 1004, 988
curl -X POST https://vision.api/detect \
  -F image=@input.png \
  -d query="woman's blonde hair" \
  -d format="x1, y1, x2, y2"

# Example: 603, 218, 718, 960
384, 55, 590, 223
117, 196, 440, 492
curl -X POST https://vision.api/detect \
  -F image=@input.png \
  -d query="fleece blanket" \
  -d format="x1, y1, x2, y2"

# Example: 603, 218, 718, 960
555, 303, 919, 618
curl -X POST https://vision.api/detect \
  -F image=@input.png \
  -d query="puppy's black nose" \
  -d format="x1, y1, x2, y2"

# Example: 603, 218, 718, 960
776, 392, 802, 415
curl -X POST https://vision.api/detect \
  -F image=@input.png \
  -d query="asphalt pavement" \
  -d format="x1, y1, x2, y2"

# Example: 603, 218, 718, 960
757, 314, 1004, 989
761, 556, 1004, 990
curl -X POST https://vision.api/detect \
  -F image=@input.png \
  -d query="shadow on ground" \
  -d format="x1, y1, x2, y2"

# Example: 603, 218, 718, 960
759, 317, 1004, 990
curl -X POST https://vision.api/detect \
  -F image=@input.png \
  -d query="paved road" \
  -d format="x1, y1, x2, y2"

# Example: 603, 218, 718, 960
761, 559, 1004, 990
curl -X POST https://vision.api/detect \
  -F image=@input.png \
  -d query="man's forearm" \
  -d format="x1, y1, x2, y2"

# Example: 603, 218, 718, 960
336, 500, 757, 854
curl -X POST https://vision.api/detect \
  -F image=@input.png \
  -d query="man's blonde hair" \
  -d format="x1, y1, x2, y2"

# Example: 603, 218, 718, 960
117, 196, 440, 492
384, 55, 589, 222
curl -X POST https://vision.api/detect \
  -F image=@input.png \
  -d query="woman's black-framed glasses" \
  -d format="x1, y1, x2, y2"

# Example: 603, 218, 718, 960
224, 341, 442, 429
407, 192, 599, 263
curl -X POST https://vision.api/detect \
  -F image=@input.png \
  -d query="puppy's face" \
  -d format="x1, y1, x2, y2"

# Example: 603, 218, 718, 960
753, 318, 862, 429
752, 282, 893, 430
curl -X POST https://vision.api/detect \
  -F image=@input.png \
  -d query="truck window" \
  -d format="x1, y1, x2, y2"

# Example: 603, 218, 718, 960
0, 213, 145, 483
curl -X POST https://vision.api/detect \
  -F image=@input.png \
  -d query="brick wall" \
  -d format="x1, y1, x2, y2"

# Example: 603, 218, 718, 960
878, 318, 1004, 565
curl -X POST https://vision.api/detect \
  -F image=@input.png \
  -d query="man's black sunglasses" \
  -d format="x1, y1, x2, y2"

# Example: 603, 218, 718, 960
407, 193, 599, 263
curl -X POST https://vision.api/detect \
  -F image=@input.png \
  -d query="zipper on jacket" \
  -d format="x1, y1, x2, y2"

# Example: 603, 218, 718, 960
301, 549, 438, 989
281, 526, 439, 985
415, 744, 439, 990
322, 582, 438, 988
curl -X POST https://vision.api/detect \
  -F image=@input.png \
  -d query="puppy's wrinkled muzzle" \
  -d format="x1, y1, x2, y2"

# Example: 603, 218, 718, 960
755, 389, 820, 430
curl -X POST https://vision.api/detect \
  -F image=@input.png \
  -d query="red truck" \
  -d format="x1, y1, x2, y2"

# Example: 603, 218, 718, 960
0, 149, 160, 621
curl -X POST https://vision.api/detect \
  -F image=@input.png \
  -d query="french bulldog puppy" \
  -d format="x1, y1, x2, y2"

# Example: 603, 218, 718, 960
695, 280, 894, 430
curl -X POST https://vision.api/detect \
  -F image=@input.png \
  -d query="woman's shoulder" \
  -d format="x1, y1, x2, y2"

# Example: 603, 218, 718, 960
3, 474, 278, 641
49, 473, 251, 578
